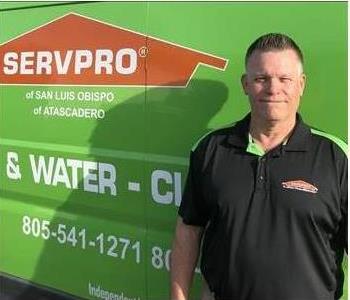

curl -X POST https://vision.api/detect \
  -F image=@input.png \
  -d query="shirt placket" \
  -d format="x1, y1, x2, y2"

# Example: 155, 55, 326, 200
256, 156, 267, 191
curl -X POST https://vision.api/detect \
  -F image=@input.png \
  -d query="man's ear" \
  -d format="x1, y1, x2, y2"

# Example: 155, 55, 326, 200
241, 74, 248, 95
300, 73, 306, 97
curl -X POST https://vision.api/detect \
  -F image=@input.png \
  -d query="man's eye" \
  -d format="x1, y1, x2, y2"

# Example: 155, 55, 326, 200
255, 77, 266, 82
280, 77, 292, 82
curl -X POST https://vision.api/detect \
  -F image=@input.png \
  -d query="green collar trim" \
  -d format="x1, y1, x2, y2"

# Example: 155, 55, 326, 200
310, 128, 347, 157
247, 134, 290, 156
247, 134, 265, 156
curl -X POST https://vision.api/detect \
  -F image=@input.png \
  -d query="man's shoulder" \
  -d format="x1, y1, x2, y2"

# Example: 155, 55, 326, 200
309, 127, 347, 157
191, 122, 238, 152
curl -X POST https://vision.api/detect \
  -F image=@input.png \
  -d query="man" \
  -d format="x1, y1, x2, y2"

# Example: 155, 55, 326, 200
170, 33, 347, 300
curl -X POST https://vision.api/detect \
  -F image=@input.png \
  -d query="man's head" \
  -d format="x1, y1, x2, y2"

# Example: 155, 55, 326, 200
241, 33, 306, 125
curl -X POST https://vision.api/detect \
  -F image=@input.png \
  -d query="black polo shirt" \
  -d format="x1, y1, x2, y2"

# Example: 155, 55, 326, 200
179, 114, 347, 300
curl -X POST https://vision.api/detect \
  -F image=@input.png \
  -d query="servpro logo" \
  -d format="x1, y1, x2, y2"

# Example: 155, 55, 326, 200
281, 180, 318, 194
0, 13, 228, 87
3, 48, 140, 76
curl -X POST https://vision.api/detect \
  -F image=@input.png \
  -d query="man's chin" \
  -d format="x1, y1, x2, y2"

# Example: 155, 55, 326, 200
256, 112, 296, 125
258, 112, 284, 123
251, 109, 296, 124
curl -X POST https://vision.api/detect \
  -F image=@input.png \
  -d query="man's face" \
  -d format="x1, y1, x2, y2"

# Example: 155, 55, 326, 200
241, 49, 306, 124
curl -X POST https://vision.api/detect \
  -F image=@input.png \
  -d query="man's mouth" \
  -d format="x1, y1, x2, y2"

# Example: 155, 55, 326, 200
260, 99, 286, 103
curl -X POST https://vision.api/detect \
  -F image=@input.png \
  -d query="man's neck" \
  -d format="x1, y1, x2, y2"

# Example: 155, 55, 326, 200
249, 115, 296, 152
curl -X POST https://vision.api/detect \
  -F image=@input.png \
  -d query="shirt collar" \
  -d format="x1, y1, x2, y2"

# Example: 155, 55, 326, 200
283, 114, 311, 152
247, 133, 265, 156
227, 113, 311, 152
226, 113, 250, 148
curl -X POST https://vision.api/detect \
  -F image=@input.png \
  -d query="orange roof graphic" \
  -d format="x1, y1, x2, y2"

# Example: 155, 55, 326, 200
0, 13, 228, 87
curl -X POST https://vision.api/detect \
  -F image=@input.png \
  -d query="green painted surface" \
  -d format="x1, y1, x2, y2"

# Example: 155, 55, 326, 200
0, 2, 347, 299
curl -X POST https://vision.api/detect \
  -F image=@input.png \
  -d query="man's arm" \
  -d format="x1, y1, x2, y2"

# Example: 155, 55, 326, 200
170, 217, 204, 300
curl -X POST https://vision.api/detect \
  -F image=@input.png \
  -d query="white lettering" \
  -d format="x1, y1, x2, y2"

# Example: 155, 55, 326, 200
151, 170, 182, 206
3, 52, 18, 74
98, 163, 117, 196
30, 154, 55, 185
36, 51, 53, 74
29, 155, 116, 195
174, 172, 182, 206
3, 49, 138, 75
20, 51, 35, 74
42, 106, 105, 119
95, 49, 113, 74
151, 170, 173, 205
66, 159, 82, 189
35, 90, 53, 100
54, 50, 73, 74
83, 161, 98, 193
88, 282, 140, 300
51, 157, 71, 188
115, 48, 137, 75
75, 50, 93, 74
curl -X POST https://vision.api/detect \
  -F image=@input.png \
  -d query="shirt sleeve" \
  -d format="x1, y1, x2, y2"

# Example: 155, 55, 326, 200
340, 154, 347, 252
178, 147, 209, 227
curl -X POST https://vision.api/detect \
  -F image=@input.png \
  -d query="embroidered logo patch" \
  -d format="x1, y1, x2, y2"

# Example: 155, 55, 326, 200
281, 180, 318, 194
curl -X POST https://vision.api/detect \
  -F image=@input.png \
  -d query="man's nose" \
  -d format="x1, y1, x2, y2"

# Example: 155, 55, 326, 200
265, 78, 281, 95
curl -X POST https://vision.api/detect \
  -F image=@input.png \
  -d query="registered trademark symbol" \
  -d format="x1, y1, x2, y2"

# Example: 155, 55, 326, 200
139, 46, 148, 57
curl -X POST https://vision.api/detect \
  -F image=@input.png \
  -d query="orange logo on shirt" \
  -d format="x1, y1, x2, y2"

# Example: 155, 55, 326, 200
282, 180, 318, 194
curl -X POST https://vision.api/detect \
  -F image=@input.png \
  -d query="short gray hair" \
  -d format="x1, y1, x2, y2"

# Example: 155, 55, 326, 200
245, 33, 304, 67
